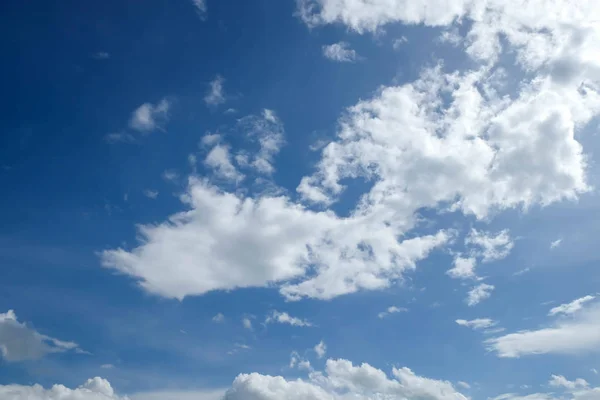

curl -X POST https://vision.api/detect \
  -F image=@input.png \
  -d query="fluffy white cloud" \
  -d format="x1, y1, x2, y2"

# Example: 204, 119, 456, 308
265, 311, 312, 327
377, 306, 408, 319
456, 318, 496, 330
549, 375, 588, 390
322, 42, 359, 62
549, 295, 596, 316
465, 229, 513, 263
0, 377, 125, 400
447, 256, 477, 280
314, 340, 326, 358
204, 144, 244, 182
466, 283, 494, 306
204, 75, 225, 106
486, 303, 600, 358
223, 358, 467, 400
242, 318, 253, 330
0, 310, 81, 362
101, 176, 449, 300
129, 99, 170, 132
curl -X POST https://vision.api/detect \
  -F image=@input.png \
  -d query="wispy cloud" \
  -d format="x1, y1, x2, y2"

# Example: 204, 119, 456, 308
143, 190, 159, 199
265, 311, 312, 327
549, 295, 595, 316
466, 283, 494, 306
377, 306, 408, 319
129, 99, 171, 133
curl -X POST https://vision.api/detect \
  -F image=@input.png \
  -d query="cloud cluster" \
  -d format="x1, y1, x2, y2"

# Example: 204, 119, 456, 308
223, 358, 467, 400
0, 377, 125, 400
0, 310, 81, 362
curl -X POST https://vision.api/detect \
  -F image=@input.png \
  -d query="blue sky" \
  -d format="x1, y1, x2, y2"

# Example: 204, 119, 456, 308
2, 1, 600, 399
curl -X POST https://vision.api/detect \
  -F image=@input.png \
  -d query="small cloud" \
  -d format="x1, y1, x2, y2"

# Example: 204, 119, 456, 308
234, 343, 251, 350
457, 381, 471, 389
591, 368, 598, 375
104, 132, 135, 144
100, 364, 115, 369
162, 170, 179, 182
466, 283, 494, 306
143, 190, 159, 199
191, 0, 207, 18
447, 256, 477, 280
513, 267, 530, 276
265, 311, 312, 327
550, 238, 562, 249
212, 313, 225, 323
456, 318, 497, 330
548, 375, 588, 390
200, 133, 222, 147
92, 51, 110, 60
242, 317, 252, 330
314, 340, 326, 359
438, 28, 462, 46
322, 42, 359, 62
204, 75, 226, 107
224, 108, 237, 115
392, 36, 408, 50
377, 306, 408, 319
129, 98, 170, 133
549, 295, 596, 316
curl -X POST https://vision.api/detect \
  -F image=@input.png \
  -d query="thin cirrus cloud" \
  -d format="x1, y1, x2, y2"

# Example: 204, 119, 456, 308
548, 295, 596, 316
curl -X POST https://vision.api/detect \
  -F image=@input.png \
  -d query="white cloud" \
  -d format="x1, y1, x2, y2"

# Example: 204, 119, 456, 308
235, 109, 285, 175
204, 144, 244, 182
204, 75, 226, 106
456, 318, 496, 330
201, 133, 222, 147
549, 375, 588, 390
0, 310, 81, 362
242, 317, 252, 330
322, 42, 359, 62
486, 303, 600, 358
101, 177, 448, 301
105, 132, 135, 144
591, 369, 598, 375
447, 256, 477, 280
212, 313, 225, 323
549, 295, 596, 316
314, 340, 326, 358
265, 311, 312, 327
466, 229, 514, 263
100, 364, 115, 369
223, 358, 467, 400
143, 189, 159, 199
550, 238, 562, 249
466, 283, 494, 306
0, 378, 126, 400
191, 0, 207, 19
129, 99, 170, 133
457, 381, 471, 389
377, 306, 408, 319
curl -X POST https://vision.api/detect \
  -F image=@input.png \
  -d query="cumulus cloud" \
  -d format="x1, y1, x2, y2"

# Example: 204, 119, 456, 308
322, 42, 359, 62
0, 310, 81, 362
223, 358, 467, 400
466, 283, 494, 306
101, 177, 449, 300
129, 99, 170, 132
465, 229, 514, 263
265, 311, 312, 327
377, 306, 408, 319
455, 318, 496, 330
486, 302, 600, 358
549, 295, 596, 316
204, 144, 244, 182
549, 375, 588, 390
0, 378, 123, 400
204, 75, 225, 106
314, 340, 326, 358
447, 256, 477, 280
